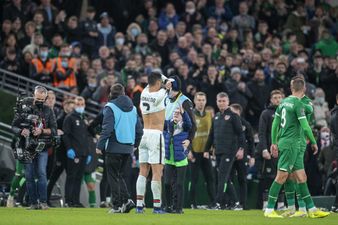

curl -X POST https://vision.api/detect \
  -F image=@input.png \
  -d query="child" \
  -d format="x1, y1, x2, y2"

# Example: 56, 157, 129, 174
164, 108, 192, 213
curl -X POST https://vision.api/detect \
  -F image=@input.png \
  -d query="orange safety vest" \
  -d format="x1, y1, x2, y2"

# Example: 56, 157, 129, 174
53, 57, 77, 88
31, 58, 55, 74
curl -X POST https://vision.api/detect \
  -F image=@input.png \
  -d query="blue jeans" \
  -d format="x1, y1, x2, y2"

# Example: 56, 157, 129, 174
24, 150, 48, 204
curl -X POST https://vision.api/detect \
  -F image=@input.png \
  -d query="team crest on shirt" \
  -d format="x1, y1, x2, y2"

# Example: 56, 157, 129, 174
242, 125, 246, 131
224, 115, 230, 120
76, 120, 80, 126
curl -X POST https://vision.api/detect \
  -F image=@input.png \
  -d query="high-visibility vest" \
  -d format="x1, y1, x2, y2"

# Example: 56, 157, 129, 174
31, 58, 55, 74
53, 57, 77, 88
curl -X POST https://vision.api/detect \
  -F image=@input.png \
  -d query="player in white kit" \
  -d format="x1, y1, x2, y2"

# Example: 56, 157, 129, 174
136, 71, 170, 214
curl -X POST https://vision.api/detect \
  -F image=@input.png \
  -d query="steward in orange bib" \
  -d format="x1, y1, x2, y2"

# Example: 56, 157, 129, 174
53, 44, 77, 90
30, 44, 55, 84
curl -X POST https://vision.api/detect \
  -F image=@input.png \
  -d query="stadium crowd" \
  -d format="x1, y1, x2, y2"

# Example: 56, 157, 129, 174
1, 0, 338, 212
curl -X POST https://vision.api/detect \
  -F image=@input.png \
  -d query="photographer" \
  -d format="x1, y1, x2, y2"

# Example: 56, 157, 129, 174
11, 86, 57, 210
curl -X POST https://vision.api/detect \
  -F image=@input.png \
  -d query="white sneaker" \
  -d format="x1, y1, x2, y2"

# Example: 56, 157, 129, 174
6, 196, 14, 207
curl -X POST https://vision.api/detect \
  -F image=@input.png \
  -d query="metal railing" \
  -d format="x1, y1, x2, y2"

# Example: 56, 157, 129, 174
0, 69, 102, 117
0, 122, 13, 144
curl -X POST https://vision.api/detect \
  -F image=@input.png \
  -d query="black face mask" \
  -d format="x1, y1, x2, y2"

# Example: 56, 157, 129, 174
35, 101, 44, 109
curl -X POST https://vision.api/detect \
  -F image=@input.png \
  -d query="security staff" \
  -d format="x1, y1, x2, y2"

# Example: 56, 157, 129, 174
12, 86, 57, 210
30, 44, 55, 84
256, 90, 283, 209
230, 103, 255, 210
189, 92, 215, 209
96, 84, 143, 213
63, 96, 92, 207
204, 92, 245, 209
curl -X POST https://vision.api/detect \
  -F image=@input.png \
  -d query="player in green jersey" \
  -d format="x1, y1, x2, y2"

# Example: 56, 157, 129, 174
264, 77, 329, 218
282, 94, 313, 217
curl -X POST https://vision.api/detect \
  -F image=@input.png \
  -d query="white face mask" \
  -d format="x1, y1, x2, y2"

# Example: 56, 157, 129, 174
186, 8, 195, 15
116, 38, 125, 46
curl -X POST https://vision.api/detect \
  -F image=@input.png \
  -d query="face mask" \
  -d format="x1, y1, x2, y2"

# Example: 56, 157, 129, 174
75, 107, 85, 114
131, 28, 140, 37
321, 132, 330, 140
35, 101, 44, 109
88, 83, 97, 88
116, 38, 125, 46
186, 8, 195, 15
316, 97, 325, 103
61, 61, 68, 68
40, 51, 48, 61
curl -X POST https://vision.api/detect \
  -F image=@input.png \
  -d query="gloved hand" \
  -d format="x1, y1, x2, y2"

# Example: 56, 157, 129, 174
86, 155, 92, 165
67, 148, 76, 159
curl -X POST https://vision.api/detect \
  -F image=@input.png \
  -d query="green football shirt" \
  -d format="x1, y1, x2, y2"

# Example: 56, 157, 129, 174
274, 96, 306, 146
300, 95, 314, 147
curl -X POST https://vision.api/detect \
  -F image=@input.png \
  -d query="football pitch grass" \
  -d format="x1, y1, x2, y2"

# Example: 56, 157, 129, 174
0, 208, 337, 225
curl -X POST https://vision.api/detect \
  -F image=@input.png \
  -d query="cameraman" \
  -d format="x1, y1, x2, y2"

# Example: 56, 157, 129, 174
11, 86, 57, 210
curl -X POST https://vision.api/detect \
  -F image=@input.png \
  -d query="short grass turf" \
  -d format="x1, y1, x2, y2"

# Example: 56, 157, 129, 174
0, 208, 337, 225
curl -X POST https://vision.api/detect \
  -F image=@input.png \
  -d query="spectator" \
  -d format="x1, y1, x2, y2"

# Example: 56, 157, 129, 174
0, 47, 22, 74
126, 23, 142, 44
247, 69, 271, 128
315, 30, 338, 58
208, 0, 233, 24
224, 67, 253, 113
30, 44, 54, 83
80, 68, 98, 100
134, 33, 152, 56
18, 21, 36, 49
158, 3, 179, 30
52, 44, 77, 90
48, 33, 64, 58
313, 88, 330, 129
231, 2, 255, 42
182, 1, 204, 30
22, 32, 44, 56
270, 62, 290, 95
80, 6, 99, 58
285, 3, 307, 46
97, 12, 116, 48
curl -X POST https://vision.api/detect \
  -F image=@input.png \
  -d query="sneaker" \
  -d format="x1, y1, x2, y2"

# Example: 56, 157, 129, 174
308, 209, 330, 218
331, 206, 338, 213
264, 210, 283, 218
27, 204, 40, 210
280, 209, 296, 217
121, 199, 135, 213
153, 207, 166, 214
136, 206, 144, 214
40, 203, 49, 210
289, 211, 308, 218
207, 203, 221, 210
165, 206, 173, 213
231, 203, 243, 211
100, 201, 108, 208
6, 196, 14, 207
108, 207, 121, 214
191, 204, 197, 210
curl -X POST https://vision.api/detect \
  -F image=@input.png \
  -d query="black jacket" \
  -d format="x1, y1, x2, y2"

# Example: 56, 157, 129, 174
256, 104, 278, 178
241, 117, 255, 158
62, 111, 92, 157
97, 95, 143, 154
330, 105, 338, 160
205, 108, 245, 157
12, 97, 57, 142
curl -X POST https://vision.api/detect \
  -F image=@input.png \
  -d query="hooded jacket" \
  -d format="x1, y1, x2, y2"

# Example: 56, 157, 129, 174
97, 95, 143, 154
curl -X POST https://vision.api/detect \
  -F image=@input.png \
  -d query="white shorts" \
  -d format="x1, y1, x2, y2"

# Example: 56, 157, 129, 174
139, 129, 165, 164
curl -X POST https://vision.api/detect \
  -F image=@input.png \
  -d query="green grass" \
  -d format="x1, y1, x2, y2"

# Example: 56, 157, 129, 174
0, 208, 337, 225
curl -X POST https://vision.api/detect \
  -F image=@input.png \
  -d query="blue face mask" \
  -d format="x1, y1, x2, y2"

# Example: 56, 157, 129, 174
75, 107, 85, 114
40, 51, 48, 61
131, 28, 140, 37
61, 61, 68, 68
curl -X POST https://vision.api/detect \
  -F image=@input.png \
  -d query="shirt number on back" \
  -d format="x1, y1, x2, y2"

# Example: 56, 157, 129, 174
281, 108, 286, 128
